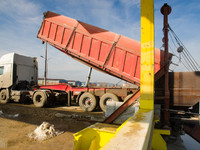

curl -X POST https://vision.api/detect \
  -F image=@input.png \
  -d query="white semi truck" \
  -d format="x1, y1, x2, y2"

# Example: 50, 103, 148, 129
0, 53, 38, 104
0, 52, 137, 111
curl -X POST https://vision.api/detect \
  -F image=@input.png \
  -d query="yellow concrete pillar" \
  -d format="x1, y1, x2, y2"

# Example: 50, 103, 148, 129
140, 0, 155, 110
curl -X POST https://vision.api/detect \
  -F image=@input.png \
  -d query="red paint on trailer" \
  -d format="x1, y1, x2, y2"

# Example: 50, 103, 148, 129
37, 11, 171, 86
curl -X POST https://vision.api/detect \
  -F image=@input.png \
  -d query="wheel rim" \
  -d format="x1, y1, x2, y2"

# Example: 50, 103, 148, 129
104, 98, 113, 105
83, 97, 93, 107
1, 92, 6, 100
35, 95, 43, 103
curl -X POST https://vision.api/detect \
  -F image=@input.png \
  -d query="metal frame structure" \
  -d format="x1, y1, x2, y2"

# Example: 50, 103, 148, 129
37, 0, 173, 149
161, 3, 172, 125
74, 1, 170, 150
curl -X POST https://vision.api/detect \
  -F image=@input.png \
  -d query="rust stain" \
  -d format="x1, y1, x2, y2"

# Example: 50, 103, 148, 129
129, 110, 150, 122
122, 110, 152, 137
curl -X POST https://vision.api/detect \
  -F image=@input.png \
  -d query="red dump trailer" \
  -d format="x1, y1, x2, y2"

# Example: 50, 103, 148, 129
36, 11, 171, 112
37, 11, 167, 85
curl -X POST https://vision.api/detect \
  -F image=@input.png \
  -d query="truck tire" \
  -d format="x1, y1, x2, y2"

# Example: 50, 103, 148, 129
0, 89, 9, 104
100, 93, 119, 112
124, 94, 134, 101
124, 94, 140, 102
33, 91, 47, 107
79, 92, 97, 112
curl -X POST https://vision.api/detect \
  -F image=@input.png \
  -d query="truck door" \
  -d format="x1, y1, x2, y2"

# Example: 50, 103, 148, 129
0, 64, 13, 89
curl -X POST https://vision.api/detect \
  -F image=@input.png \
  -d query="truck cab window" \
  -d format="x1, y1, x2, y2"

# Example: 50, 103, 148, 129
0, 66, 4, 75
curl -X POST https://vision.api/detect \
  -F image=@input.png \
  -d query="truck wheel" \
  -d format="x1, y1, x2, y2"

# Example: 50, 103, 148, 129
33, 91, 47, 107
0, 89, 9, 104
79, 92, 97, 112
124, 94, 140, 102
124, 94, 134, 101
100, 93, 119, 112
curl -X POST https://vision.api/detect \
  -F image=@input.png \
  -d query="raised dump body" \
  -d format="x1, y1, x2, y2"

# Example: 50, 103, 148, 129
37, 11, 167, 85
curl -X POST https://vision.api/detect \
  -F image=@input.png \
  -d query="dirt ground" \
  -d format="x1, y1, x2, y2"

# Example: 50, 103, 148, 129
0, 103, 104, 150
0, 103, 194, 150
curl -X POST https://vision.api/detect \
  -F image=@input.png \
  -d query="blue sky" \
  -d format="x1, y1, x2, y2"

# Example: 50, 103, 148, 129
0, 0, 200, 84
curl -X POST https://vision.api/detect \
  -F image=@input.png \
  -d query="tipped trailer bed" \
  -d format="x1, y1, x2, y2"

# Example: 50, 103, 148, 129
37, 11, 169, 86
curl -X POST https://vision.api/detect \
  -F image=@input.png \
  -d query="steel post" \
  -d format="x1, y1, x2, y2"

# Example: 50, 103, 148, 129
140, 0, 155, 109
44, 42, 47, 85
161, 3, 171, 125
86, 67, 92, 88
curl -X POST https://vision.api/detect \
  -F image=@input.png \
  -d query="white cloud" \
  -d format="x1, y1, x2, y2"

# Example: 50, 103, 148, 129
1, 0, 200, 82
0, 0, 42, 25
0, 0, 43, 56
54, 0, 140, 39
120, 0, 140, 5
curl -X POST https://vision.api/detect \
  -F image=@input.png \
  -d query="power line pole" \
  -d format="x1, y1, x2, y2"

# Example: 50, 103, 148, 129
44, 42, 47, 85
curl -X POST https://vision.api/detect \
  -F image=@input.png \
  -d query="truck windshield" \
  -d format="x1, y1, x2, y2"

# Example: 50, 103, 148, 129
0, 66, 4, 75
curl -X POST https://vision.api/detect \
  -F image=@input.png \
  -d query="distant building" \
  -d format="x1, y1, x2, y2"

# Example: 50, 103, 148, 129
75, 81, 82, 87
81, 82, 97, 87
81, 82, 86, 87
38, 78, 126, 88
67, 80, 82, 87
89, 82, 97, 87
38, 78, 68, 85
38, 78, 83, 86
67, 80, 76, 86
95, 82, 115, 87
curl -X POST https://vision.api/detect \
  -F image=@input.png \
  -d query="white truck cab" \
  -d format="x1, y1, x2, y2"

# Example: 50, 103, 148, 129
0, 53, 38, 104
